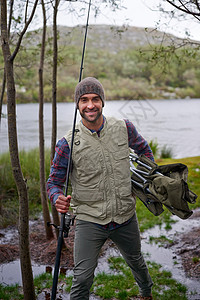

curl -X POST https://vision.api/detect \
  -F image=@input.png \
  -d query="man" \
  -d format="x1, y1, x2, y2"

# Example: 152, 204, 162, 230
47, 77, 154, 300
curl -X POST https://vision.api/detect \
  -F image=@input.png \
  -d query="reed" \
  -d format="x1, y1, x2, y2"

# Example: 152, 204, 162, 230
0, 148, 51, 227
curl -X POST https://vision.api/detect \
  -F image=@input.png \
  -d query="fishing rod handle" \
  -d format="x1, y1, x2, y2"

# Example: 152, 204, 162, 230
51, 213, 65, 300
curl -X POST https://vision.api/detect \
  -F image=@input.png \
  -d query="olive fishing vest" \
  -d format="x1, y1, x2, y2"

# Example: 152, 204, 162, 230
65, 117, 136, 225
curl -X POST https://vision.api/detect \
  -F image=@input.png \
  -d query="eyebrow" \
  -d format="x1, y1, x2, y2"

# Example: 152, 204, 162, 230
80, 96, 100, 100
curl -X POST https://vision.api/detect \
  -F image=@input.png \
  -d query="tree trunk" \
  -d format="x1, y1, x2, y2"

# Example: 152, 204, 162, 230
50, 0, 60, 237
0, 0, 13, 123
39, 0, 54, 240
0, 70, 6, 123
50, 0, 59, 163
0, 1, 36, 299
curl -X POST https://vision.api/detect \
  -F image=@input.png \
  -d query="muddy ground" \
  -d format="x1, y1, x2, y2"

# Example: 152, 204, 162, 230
0, 216, 112, 271
0, 210, 199, 282
169, 209, 200, 280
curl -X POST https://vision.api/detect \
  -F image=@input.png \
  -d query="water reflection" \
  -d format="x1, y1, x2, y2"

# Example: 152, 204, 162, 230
141, 215, 200, 299
0, 259, 47, 286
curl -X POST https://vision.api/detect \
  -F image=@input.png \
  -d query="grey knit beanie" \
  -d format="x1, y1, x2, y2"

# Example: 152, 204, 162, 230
75, 77, 105, 107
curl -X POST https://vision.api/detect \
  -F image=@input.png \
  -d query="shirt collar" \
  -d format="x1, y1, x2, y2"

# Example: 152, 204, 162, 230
90, 115, 105, 134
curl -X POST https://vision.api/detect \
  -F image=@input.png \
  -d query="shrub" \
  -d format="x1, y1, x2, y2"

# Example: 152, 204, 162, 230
149, 139, 159, 156
160, 145, 173, 158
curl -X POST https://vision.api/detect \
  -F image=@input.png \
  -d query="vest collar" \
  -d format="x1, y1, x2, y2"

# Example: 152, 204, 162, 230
80, 115, 106, 137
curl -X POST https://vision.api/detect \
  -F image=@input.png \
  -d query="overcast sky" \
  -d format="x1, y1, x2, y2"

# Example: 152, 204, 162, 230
50, 0, 199, 41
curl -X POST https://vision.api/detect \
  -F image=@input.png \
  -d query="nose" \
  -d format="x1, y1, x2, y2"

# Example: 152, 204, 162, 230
87, 99, 95, 109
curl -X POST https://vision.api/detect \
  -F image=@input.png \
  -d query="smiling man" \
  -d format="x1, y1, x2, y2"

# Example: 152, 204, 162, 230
47, 77, 154, 300
78, 93, 103, 128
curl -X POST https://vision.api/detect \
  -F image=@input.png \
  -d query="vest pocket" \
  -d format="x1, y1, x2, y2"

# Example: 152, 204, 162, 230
72, 188, 106, 219
117, 185, 135, 214
73, 150, 101, 186
112, 148, 130, 182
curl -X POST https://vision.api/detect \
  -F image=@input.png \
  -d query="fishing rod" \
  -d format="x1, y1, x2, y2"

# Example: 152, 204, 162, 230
49, 1, 92, 299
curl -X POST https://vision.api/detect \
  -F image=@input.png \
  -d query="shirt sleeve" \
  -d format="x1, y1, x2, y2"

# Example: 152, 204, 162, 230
125, 119, 154, 161
46, 137, 70, 205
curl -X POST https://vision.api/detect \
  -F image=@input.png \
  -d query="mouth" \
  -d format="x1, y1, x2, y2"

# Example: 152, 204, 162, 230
84, 110, 98, 116
80, 108, 102, 122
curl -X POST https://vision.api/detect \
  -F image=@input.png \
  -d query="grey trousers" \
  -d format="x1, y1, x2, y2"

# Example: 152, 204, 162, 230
70, 213, 153, 299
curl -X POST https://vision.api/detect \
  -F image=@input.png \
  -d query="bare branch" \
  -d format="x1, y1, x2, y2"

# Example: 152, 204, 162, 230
11, 0, 39, 61
195, 0, 200, 11
165, 0, 200, 22
25, 0, 29, 23
8, 0, 14, 37
166, 0, 200, 15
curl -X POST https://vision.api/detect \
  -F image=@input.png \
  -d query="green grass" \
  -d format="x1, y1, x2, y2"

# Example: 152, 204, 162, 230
160, 145, 173, 159
64, 257, 188, 299
0, 149, 51, 228
94, 258, 188, 299
0, 148, 51, 197
135, 198, 178, 232
148, 139, 159, 157
5, 255, 188, 299
33, 272, 53, 295
149, 235, 174, 246
0, 284, 24, 300
192, 256, 200, 264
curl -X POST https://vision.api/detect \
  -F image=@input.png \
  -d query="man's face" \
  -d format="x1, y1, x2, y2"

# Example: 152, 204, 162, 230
78, 93, 103, 124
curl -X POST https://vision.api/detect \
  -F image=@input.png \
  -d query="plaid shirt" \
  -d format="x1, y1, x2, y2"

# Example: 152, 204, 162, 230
46, 117, 154, 229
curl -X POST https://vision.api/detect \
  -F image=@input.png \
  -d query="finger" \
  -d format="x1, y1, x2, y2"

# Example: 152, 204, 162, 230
56, 197, 68, 205
55, 205, 68, 213
55, 202, 69, 209
57, 209, 67, 213
58, 195, 71, 203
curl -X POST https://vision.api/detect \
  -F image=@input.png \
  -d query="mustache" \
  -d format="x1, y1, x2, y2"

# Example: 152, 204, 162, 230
83, 108, 99, 112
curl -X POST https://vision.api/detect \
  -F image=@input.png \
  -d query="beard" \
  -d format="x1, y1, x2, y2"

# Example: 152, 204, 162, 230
79, 107, 102, 123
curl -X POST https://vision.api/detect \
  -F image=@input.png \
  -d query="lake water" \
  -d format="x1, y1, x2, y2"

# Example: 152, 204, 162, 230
1, 99, 200, 158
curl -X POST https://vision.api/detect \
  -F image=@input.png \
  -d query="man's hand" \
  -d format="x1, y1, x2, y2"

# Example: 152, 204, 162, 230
55, 195, 71, 213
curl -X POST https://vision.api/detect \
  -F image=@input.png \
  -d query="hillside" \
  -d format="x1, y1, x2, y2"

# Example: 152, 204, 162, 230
24, 24, 195, 52
5, 24, 200, 103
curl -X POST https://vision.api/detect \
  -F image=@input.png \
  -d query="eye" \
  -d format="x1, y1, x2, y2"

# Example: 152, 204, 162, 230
93, 97, 101, 103
80, 98, 87, 103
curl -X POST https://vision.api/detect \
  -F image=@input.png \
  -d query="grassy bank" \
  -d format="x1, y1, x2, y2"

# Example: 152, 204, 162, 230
0, 150, 199, 229
0, 149, 51, 228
